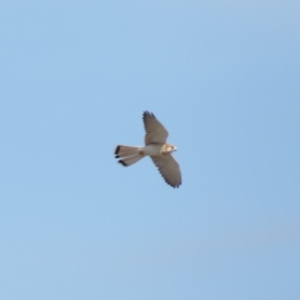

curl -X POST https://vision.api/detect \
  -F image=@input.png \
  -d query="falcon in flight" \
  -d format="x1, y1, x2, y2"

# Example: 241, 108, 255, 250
114, 111, 182, 188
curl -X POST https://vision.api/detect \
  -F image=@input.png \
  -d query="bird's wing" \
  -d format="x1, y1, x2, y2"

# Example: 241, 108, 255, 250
151, 154, 181, 188
143, 111, 168, 145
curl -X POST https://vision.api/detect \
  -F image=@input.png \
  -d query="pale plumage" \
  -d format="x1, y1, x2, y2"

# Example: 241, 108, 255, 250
114, 111, 182, 188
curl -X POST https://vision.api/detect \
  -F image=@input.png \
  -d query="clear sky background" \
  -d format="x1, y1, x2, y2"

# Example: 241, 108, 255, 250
1, 1, 299, 299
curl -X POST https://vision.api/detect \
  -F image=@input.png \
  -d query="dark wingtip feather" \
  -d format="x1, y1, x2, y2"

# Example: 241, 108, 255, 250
163, 178, 181, 189
157, 169, 181, 189
143, 111, 155, 118
142, 111, 148, 121
171, 183, 181, 188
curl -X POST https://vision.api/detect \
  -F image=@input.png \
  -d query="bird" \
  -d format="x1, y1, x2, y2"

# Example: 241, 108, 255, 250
114, 111, 182, 188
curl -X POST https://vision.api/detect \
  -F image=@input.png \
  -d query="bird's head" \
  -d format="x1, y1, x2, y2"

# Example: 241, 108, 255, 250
162, 143, 177, 154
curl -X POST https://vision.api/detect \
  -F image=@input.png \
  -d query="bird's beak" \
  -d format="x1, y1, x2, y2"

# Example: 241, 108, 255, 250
174, 146, 177, 151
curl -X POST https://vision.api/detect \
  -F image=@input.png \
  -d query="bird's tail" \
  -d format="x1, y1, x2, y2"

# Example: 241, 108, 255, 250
114, 145, 144, 166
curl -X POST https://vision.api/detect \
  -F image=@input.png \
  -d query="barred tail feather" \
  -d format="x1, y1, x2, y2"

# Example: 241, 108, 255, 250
114, 145, 144, 166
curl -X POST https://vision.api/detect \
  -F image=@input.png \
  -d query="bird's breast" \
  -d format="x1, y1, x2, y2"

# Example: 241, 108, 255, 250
143, 144, 163, 156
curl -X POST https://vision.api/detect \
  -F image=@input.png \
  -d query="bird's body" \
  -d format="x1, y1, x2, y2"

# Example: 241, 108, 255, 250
141, 143, 176, 156
114, 111, 182, 188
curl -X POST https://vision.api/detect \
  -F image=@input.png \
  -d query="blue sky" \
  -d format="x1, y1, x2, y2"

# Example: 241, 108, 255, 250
1, 1, 299, 299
